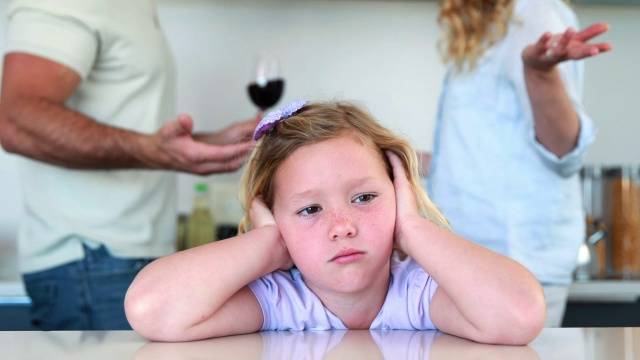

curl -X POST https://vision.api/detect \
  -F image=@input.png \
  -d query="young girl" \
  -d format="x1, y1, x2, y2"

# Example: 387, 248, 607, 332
125, 100, 545, 345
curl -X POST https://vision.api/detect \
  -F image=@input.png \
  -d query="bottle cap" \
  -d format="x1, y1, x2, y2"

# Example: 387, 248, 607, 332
195, 183, 208, 193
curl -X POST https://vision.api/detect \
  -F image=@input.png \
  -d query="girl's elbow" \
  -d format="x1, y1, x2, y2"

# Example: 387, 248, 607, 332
124, 290, 154, 339
501, 291, 547, 345
514, 307, 545, 345
525, 290, 547, 341
124, 289, 172, 341
479, 289, 546, 345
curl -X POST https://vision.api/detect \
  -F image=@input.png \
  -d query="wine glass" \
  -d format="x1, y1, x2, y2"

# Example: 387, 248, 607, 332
247, 53, 285, 116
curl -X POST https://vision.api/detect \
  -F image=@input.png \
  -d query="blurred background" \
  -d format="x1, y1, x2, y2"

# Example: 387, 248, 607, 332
0, 0, 638, 318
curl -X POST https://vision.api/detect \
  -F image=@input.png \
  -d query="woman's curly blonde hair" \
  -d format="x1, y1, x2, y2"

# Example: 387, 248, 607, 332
438, 0, 515, 71
237, 101, 449, 234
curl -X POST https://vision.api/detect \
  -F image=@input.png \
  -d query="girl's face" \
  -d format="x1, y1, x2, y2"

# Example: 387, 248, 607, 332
272, 134, 396, 297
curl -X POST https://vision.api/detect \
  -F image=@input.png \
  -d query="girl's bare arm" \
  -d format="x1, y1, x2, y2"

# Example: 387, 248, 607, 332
387, 152, 545, 345
125, 221, 289, 342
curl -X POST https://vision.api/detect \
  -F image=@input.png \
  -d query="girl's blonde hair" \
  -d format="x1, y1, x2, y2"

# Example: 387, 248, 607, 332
238, 101, 449, 234
438, 0, 515, 71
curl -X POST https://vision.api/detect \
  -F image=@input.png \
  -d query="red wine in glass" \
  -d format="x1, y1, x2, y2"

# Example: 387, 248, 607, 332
248, 78, 285, 111
248, 54, 284, 112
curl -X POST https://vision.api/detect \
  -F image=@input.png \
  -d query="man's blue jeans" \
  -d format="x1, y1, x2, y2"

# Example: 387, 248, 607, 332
23, 244, 155, 330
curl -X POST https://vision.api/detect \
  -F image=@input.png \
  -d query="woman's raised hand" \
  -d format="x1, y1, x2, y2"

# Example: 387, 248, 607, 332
522, 22, 612, 71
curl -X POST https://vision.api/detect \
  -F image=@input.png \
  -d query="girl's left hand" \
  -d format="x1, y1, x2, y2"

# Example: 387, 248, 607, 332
386, 151, 421, 252
522, 22, 612, 71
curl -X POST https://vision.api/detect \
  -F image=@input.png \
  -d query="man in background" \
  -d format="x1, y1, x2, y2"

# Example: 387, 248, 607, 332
0, 0, 256, 330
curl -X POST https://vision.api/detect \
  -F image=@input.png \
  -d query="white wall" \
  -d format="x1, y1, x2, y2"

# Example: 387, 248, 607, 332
0, 0, 638, 244
156, 0, 444, 213
576, 5, 640, 165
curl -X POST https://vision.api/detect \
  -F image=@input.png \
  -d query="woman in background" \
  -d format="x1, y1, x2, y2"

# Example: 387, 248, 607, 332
426, 0, 611, 327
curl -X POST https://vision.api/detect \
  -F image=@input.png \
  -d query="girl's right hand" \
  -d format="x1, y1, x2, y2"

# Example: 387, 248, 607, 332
249, 196, 294, 271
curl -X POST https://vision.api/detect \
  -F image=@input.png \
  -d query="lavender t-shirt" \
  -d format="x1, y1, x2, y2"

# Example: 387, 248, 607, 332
248, 251, 439, 331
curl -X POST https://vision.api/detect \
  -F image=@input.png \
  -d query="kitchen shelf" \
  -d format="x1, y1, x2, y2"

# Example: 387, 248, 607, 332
569, 280, 640, 303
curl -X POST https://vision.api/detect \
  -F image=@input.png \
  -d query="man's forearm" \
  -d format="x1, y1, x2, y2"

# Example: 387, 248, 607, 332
0, 97, 153, 169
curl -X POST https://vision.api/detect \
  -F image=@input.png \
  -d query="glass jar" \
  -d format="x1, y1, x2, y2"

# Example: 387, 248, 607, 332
578, 165, 606, 280
603, 166, 640, 278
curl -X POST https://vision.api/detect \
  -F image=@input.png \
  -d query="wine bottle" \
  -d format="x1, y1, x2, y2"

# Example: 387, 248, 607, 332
186, 183, 217, 248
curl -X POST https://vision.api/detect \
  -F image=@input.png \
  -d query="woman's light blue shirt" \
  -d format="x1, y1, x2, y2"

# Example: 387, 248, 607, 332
429, 0, 596, 285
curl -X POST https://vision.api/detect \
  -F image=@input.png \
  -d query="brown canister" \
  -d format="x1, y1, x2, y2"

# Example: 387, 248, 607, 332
603, 166, 640, 277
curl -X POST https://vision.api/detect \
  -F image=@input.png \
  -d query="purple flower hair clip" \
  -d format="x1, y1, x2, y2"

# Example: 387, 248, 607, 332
253, 99, 308, 141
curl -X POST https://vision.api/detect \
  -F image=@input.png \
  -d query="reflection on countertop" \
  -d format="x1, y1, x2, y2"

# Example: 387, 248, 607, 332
134, 330, 540, 360
3, 328, 640, 360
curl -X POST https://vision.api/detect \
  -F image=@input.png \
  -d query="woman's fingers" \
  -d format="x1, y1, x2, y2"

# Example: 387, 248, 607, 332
573, 22, 610, 42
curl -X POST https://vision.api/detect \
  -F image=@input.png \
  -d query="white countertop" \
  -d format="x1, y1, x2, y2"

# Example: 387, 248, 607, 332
2, 327, 640, 360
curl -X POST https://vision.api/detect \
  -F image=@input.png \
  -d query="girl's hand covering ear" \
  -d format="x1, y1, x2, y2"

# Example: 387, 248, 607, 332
387, 151, 421, 252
